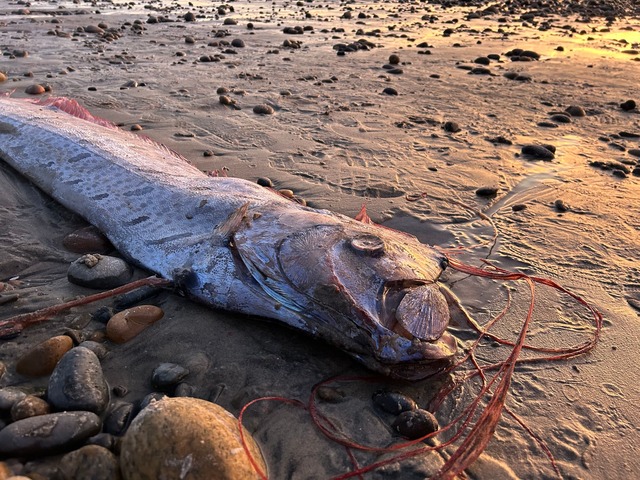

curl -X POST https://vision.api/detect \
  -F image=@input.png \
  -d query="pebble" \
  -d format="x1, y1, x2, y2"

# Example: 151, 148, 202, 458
628, 149, 640, 158
67, 254, 133, 290
0, 387, 27, 411
151, 363, 189, 391
388, 54, 400, 64
257, 177, 273, 188
106, 305, 164, 344
0, 411, 101, 457
219, 95, 236, 106
620, 99, 636, 111
86, 432, 120, 452
476, 186, 499, 197
512, 203, 527, 212
120, 397, 266, 480
11, 396, 51, 422
139, 392, 167, 410
521, 145, 555, 160
47, 347, 109, 415
554, 199, 569, 212
443, 121, 461, 133
24, 84, 45, 95
372, 390, 417, 414
0, 72, 7, 82
253, 104, 275, 115
63, 226, 112, 253
278, 189, 295, 199
231, 38, 245, 48
392, 409, 439, 439
58, 444, 120, 480
316, 386, 346, 403
550, 113, 571, 123
103, 402, 135, 436
382, 87, 398, 96
565, 105, 586, 117
183, 12, 196, 22
131, 124, 143, 131
474, 56, 491, 65
16, 335, 74, 377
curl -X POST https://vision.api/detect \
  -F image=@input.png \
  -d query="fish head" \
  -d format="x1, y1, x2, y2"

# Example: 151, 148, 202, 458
230, 205, 457, 380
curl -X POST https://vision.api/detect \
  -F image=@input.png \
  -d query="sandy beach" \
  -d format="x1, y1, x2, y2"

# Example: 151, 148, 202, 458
1, 0, 640, 478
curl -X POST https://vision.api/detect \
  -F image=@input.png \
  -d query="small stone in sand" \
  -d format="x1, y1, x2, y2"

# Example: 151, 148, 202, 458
183, 12, 196, 22
151, 363, 189, 391
550, 113, 571, 123
512, 204, 527, 212
59, 445, 120, 480
63, 226, 112, 254
231, 38, 245, 48
131, 124, 142, 131
554, 199, 569, 212
120, 397, 266, 480
11, 395, 51, 421
389, 54, 400, 65
16, 335, 74, 377
257, 177, 273, 188
68, 254, 133, 289
253, 104, 275, 115
620, 100, 636, 111
476, 186, 499, 197
392, 409, 439, 439
47, 347, 110, 414
565, 105, 586, 117
219, 95, 235, 106
0, 387, 27, 410
0, 411, 101, 457
474, 56, 490, 65
25, 84, 45, 95
382, 87, 398, 96
443, 121, 461, 133
106, 305, 164, 344
372, 390, 417, 414
223, 18, 238, 26
521, 145, 555, 160
0, 72, 7, 82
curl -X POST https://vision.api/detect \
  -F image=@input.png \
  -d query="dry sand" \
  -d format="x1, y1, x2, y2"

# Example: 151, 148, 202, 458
1, 0, 640, 478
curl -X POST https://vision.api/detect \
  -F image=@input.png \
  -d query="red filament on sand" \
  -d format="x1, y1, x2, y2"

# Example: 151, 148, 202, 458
238, 257, 602, 479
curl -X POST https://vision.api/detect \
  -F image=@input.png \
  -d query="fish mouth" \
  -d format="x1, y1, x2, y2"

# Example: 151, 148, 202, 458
380, 280, 450, 342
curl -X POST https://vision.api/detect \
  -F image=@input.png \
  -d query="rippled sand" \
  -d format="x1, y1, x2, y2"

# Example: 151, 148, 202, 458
1, 1, 639, 478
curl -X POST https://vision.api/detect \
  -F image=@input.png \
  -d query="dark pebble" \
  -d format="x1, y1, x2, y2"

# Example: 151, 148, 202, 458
389, 54, 400, 65
550, 114, 571, 123
538, 121, 559, 128
63, 226, 112, 254
476, 186, 499, 197
565, 105, 586, 117
512, 203, 527, 212
86, 432, 120, 452
522, 145, 555, 160
103, 402, 135, 436
0, 411, 101, 456
619, 131, 640, 139
183, 12, 196, 22
392, 409, 439, 439
151, 363, 189, 390
372, 390, 417, 414
67, 254, 133, 290
628, 149, 640, 158
231, 38, 245, 48
253, 104, 275, 115
620, 100, 636, 111
139, 392, 167, 410
443, 121, 461, 133
470, 67, 491, 75
113, 285, 163, 311
257, 177, 273, 188
387, 68, 403, 75
554, 199, 569, 212
486, 136, 512, 145
382, 87, 398, 96
612, 169, 628, 178
48, 347, 110, 415
316, 386, 346, 403
174, 382, 196, 397
474, 56, 490, 65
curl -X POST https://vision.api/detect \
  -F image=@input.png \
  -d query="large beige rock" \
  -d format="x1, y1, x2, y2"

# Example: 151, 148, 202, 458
120, 397, 267, 480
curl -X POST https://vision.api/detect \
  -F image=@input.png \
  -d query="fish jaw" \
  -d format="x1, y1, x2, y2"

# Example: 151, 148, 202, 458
230, 204, 459, 379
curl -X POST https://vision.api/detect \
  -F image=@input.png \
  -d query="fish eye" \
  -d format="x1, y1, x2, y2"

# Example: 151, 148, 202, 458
349, 234, 385, 257
440, 256, 449, 270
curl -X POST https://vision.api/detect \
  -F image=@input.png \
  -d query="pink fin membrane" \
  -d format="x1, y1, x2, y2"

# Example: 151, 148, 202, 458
37, 97, 116, 128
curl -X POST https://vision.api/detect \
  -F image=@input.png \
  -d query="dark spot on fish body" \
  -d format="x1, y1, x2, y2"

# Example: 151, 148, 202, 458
125, 215, 150, 226
198, 199, 208, 208
149, 232, 192, 245
0, 121, 17, 134
123, 185, 154, 197
67, 152, 92, 163
92, 193, 110, 200
64, 179, 83, 186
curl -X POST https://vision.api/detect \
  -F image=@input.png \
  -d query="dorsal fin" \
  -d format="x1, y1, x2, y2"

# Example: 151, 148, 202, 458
37, 97, 117, 128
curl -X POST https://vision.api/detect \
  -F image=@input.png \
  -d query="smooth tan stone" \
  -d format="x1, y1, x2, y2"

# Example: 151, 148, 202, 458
59, 445, 121, 480
120, 397, 266, 480
11, 395, 51, 421
16, 335, 73, 377
106, 306, 164, 344
62, 226, 112, 254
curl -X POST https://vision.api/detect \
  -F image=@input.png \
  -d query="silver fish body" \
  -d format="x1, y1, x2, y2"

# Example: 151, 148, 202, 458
0, 97, 457, 379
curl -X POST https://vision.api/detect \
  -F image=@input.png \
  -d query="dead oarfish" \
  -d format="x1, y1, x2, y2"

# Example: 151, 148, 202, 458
0, 96, 467, 379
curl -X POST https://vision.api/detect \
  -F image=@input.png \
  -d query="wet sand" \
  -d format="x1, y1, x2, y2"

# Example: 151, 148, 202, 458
1, 0, 640, 478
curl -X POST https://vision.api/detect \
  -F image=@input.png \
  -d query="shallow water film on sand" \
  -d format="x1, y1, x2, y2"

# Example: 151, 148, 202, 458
1, 0, 639, 479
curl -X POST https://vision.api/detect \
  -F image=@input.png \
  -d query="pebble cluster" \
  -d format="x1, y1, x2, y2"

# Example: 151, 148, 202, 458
0, 228, 263, 479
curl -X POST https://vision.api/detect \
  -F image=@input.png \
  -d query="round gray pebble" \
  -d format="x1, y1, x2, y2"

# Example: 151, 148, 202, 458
67, 254, 133, 289
151, 363, 189, 390
392, 409, 439, 439
372, 390, 417, 414
48, 347, 110, 414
